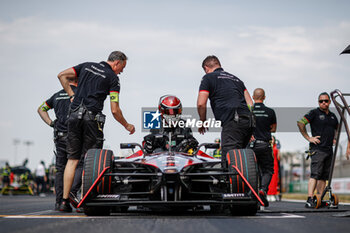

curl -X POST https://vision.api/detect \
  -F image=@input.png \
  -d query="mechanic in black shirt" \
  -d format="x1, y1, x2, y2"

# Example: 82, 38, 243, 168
297, 92, 338, 208
250, 88, 277, 207
38, 78, 84, 211
197, 55, 254, 167
143, 95, 198, 154
57, 51, 135, 212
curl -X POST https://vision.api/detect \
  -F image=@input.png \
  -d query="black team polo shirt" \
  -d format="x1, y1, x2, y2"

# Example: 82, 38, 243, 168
199, 68, 250, 125
44, 85, 77, 132
70, 61, 120, 113
303, 108, 338, 153
252, 103, 276, 142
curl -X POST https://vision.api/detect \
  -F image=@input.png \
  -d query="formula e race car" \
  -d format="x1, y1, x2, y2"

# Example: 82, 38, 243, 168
77, 139, 263, 216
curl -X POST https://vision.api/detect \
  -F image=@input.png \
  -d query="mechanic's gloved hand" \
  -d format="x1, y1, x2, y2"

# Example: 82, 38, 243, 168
143, 135, 155, 153
177, 138, 199, 153
176, 139, 189, 152
50, 119, 57, 128
187, 138, 199, 151
144, 142, 153, 153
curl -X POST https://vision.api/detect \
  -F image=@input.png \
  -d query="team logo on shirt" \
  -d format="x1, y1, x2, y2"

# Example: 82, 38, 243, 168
319, 115, 325, 120
143, 110, 161, 129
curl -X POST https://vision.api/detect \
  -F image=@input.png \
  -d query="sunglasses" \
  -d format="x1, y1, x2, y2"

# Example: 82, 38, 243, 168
319, 99, 329, 103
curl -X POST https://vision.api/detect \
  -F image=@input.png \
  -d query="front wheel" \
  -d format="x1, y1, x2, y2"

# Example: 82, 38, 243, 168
82, 149, 114, 199
226, 149, 259, 216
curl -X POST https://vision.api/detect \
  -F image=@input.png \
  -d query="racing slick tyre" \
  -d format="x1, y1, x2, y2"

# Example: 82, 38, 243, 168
226, 149, 259, 216
82, 149, 113, 199
83, 149, 114, 196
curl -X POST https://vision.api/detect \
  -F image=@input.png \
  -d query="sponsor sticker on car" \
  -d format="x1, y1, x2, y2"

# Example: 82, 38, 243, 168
222, 193, 248, 199
96, 194, 121, 199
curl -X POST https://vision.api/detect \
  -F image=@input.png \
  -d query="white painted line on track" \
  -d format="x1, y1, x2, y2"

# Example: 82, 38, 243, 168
237, 213, 305, 219
261, 213, 305, 218
283, 199, 307, 203
22, 210, 55, 215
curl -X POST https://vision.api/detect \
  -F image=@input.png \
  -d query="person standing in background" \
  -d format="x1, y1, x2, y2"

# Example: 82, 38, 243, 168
35, 161, 47, 197
267, 136, 281, 201
250, 88, 277, 207
297, 92, 338, 208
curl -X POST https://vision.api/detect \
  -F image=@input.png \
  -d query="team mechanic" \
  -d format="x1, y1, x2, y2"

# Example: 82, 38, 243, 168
57, 51, 135, 212
197, 55, 254, 168
250, 88, 277, 207
37, 78, 85, 211
297, 92, 338, 208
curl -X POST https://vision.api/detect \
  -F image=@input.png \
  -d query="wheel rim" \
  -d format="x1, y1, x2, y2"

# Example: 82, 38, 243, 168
313, 194, 322, 209
331, 194, 339, 205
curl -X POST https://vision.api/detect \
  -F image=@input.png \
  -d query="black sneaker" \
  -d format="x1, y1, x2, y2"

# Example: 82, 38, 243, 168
259, 190, 269, 207
69, 192, 80, 208
55, 202, 60, 211
305, 197, 315, 208
59, 200, 72, 212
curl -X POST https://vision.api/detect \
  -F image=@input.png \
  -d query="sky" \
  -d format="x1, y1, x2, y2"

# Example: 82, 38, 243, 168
0, 0, 349, 170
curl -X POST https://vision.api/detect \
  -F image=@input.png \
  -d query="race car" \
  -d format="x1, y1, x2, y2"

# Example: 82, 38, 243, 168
77, 138, 263, 216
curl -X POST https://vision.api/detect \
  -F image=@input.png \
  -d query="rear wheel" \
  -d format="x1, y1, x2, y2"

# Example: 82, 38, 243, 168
226, 149, 258, 216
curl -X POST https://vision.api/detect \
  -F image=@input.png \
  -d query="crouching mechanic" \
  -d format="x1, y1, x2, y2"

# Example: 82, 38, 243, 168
143, 95, 198, 154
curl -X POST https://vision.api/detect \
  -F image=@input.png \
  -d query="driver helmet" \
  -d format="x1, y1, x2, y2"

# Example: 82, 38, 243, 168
158, 95, 182, 126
